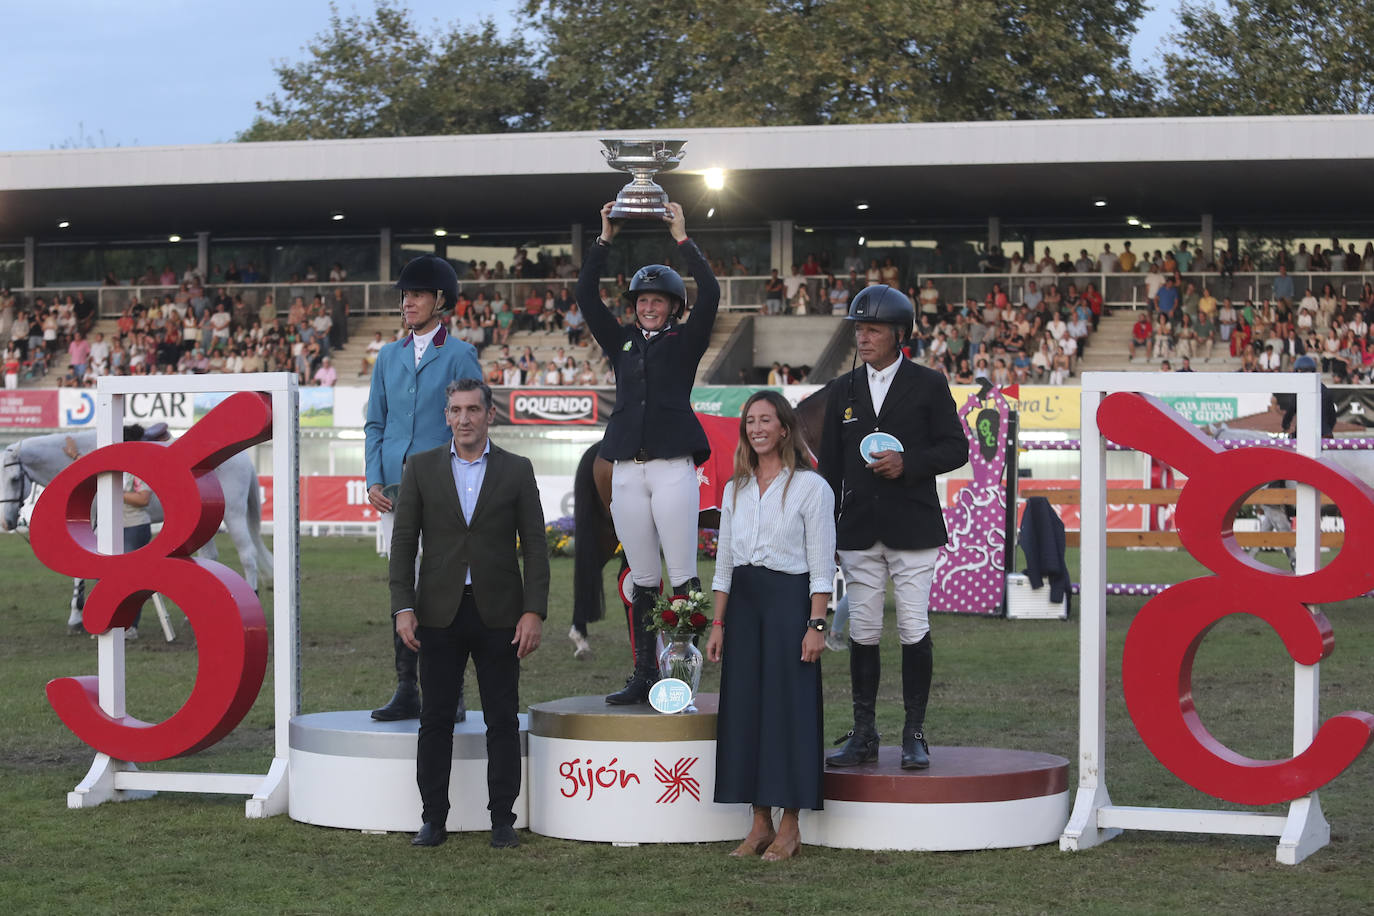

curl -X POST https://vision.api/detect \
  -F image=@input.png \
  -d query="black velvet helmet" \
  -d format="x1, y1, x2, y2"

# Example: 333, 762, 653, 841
845, 284, 914, 340
394, 255, 460, 311
622, 264, 688, 318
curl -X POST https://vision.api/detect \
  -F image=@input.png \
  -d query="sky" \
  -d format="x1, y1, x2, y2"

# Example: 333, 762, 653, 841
1, 1, 1181, 153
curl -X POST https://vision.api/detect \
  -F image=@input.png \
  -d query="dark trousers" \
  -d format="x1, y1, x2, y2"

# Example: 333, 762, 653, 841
416, 588, 520, 828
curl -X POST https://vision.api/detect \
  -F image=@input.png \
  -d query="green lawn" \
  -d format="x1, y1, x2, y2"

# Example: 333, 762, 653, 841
1, 536, 1371, 915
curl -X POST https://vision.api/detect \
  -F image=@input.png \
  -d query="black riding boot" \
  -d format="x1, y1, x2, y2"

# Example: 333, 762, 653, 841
900, 634, 933, 769
371, 632, 466, 723
605, 585, 660, 705
372, 631, 420, 721
827, 641, 881, 767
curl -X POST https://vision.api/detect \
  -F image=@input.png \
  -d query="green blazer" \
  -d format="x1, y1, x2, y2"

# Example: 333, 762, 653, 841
389, 440, 549, 629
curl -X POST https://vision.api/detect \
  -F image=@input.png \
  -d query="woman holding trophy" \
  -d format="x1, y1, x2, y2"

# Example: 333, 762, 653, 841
576, 198, 720, 705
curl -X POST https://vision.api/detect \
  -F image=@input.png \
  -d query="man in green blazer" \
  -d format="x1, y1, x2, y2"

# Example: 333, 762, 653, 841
390, 378, 548, 849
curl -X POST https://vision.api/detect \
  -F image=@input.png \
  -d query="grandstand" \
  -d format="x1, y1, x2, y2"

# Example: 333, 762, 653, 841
4, 116, 1374, 391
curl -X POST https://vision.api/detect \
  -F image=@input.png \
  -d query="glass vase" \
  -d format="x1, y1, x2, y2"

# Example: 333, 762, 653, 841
657, 636, 703, 697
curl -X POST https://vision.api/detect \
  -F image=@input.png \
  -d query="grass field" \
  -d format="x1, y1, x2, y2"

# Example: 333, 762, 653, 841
2, 535, 1372, 915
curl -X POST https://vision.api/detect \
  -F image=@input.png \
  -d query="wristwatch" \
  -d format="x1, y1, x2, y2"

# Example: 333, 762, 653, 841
806, 618, 828, 633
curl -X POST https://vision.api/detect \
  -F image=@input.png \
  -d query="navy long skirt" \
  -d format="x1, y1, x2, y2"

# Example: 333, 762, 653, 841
713, 565, 824, 811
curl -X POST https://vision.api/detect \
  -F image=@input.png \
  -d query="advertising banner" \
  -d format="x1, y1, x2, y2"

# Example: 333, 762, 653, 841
948, 478, 1146, 530
501, 389, 604, 425
263, 474, 580, 525
0, 390, 58, 428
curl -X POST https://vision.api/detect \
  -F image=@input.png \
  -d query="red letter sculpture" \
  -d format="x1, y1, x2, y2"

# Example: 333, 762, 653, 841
1098, 392, 1374, 805
32, 392, 273, 762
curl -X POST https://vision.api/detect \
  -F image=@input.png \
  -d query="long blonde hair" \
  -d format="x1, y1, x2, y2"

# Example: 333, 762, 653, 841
729, 390, 812, 510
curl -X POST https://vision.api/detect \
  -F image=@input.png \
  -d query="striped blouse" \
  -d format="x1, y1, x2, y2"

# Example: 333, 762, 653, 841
711, 467, 836, 596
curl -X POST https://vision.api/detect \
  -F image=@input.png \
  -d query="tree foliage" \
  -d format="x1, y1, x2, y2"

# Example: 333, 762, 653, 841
239, 1, 543, 141
526, 0, 1154, 128
1160, 0, 1374, 115
241, 0, 1374, 141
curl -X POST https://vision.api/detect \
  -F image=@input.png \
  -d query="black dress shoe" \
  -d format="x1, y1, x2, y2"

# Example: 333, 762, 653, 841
411, 823, 447, 846
490, 825, 520, 848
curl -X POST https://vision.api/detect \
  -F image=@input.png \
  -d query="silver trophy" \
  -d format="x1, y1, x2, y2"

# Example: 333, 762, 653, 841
600, 138, 687, 220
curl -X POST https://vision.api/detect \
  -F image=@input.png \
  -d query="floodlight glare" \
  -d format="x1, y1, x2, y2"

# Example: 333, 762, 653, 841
434, 228, 448, 237
703, 168, 725, 191
1094, 198, 1108, 207
168, 234, 182, 242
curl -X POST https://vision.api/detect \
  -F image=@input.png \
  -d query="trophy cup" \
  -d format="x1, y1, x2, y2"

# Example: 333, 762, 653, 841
600, 138, 687, 220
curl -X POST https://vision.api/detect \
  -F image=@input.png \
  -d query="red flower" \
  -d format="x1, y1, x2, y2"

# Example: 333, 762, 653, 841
661, 609, 679, 626
689, 612, 708, 628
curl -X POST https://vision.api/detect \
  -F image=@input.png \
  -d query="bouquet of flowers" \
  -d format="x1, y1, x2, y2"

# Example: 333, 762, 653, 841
649, 588, 711, 640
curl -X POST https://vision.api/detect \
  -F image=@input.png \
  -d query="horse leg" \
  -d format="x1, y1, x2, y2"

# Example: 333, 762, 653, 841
67, 578, 85, 633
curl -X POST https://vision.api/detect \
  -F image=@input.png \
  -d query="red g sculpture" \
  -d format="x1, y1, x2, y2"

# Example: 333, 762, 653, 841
1098, 392, 1374, 805
32, 393, 273, 762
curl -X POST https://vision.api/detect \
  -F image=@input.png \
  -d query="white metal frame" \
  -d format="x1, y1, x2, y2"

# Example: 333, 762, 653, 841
1060, 371, 1328, 865
68, 373, 300, 818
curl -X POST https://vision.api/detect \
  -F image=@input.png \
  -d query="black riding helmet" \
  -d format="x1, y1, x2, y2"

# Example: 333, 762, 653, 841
394, 255, 460, 312
622, 264, 688, 321
845, 284, 914, 342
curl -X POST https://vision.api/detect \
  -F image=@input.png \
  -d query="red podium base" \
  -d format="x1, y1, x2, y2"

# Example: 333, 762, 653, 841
805, 746, 1070, 850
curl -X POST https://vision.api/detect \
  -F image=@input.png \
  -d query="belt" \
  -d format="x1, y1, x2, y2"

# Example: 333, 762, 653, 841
632, 448, 651, 463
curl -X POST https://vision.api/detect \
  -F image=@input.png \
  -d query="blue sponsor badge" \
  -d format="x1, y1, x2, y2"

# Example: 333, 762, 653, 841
859, 431, 903, 463
648, 678, 694, 714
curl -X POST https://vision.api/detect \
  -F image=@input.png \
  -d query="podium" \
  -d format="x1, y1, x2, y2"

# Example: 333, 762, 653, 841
805, 746, 1069, 851
288, 710, 529, 832
527, 694, 748, 843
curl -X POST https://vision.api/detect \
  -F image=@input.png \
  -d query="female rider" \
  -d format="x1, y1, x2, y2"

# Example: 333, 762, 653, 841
577, 201, 720, 705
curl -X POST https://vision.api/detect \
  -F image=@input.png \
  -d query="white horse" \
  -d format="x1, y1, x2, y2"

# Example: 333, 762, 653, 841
1, 430, 271, 632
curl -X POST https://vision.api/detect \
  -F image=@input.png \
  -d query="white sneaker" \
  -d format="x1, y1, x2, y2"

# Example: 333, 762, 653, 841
125, 626, 139, 642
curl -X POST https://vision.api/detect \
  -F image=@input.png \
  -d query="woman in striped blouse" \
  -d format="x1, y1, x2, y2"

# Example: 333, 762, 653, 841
706, 390, 836, 862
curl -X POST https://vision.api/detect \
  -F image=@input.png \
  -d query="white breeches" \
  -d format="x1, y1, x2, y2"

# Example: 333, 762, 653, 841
611, 456, 700, 588
838, 543, 940, 646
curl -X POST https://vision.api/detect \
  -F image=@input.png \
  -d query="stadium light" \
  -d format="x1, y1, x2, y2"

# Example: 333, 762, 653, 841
1094, 198, 1108, 207
1126, 217, 1140, 226
856, 201, 870, 211
706, 207, 715, 218
434, 228, 448, 237
168, 234, 182, 242
331, 211, 345, 222
858, 235, 866, 246
57, 220, 70, 229
703, 168, 725, 191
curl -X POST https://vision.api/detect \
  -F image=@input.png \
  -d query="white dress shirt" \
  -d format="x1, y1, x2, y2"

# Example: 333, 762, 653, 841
412, 325, 440, 366
867, 358, 900, 416
451, 438, 490, 584
711, 468, 836, 597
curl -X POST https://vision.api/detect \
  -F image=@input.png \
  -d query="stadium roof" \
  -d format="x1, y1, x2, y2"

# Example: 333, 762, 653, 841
2, 115, 1373, 240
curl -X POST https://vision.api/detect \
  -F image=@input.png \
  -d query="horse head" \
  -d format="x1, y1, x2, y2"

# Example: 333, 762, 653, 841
1, 442, 31, 532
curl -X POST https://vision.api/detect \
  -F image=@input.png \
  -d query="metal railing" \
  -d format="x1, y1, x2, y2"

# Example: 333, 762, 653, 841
1, 275, 784, 321
23, 269, 1355, 323
915, 271, 1374, 312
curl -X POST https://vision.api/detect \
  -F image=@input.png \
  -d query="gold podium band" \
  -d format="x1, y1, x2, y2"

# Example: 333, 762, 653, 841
528, 694, 719, 742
